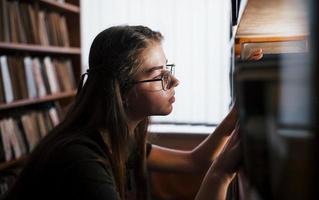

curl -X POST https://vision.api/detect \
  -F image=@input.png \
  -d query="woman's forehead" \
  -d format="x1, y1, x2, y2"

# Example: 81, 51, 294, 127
139, 44, 167, 72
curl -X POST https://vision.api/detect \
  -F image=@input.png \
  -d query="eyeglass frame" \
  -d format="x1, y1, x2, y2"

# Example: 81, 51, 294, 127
165, 64, 175, 75
132, 64, 175, 91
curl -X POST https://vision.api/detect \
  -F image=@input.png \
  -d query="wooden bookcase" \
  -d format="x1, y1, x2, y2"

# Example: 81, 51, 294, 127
234, 0, 313, 199
0, 0, 81, 175
235, 0, 308, 57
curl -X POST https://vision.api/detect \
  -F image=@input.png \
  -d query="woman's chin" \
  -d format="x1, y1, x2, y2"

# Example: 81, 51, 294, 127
162, 105, 173, 115
153, 106, 173, 116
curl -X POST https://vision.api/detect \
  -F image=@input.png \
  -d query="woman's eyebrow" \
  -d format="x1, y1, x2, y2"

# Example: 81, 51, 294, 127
142, 59, 168, 73
143, 65, 164, 73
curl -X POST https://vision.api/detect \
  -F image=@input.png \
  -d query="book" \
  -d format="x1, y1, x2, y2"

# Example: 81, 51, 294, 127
6, 57, 28, 100
7, 1, 18, 43
43, 56, 60, 94
0, 0, 4, 41
5, 118, 23, 159
1, 119, 19, 159
0, 0, 11, 42
32, 57, 47, 97
43, 110, 53, 131
40, 58, 51, 94
28, 111, 41, 142
0, 61, 5, 104
38, 11, 50, 46
51, 13, 61, 46
45, 11, 57, 46
23, 56, 37, 98
6, 57, 21, 100
48, 107, 60, 126
12, 118, 28, 156
59, 15, 70, 47
0, 56, 14, 103
27, 3, 40, 44
36, 112, 48, 138
13, 1, 27, 44
63, 59, 76, 90
0, 120, 13, 161
15, 57, 28, 99
21, 114, 39, 151
54, 58, 75, 92
19, 3, 34, 44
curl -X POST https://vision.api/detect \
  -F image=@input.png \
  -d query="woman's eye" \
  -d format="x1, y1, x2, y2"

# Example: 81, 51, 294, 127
150, 69, 166, 79
153, 73, 163, 79
153, 70, 165, 79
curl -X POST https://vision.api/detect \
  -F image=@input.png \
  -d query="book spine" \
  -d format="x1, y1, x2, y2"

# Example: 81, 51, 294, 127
0, 56, 14, 103
24, 56, 37, 98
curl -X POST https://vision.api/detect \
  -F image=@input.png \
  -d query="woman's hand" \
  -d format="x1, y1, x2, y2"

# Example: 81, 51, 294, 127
222, 100, 239, 136
246, 48, 263, 60
194, 125, 242, 200
211, 124, 242, 183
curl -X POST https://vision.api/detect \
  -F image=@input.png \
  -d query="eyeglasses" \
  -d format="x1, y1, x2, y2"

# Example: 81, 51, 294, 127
132, 64, 175, 91
165, 64, 175, 75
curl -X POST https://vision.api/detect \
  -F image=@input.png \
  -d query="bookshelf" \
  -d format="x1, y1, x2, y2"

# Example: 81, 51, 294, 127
39, 0, 80, 13
0, 90, 77, 111
0, 155, 28, 172
235, 0, 308, 57
0, 0, 81, 189
234, 0, 315, 199
0, 42, 81, 54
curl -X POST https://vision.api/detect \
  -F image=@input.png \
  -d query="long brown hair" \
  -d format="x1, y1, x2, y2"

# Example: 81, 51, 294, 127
9, 25, 163, 200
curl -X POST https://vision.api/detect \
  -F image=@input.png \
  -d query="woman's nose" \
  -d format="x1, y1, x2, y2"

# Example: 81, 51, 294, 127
171, 75, 179, 88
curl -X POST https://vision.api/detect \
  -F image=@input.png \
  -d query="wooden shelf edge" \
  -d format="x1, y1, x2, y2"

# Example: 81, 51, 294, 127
234, 35, 309, 56
235, 34, 308, 40
0, 42, 81, 55
0, 155, 28, 171
0, 91, 77, 111
39, 0, 80, 13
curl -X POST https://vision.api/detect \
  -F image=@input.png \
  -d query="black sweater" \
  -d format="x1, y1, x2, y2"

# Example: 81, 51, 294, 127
3, 130, 152, 200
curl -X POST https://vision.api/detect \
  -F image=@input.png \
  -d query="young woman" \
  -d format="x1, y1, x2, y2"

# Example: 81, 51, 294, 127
3, 25, 241, 200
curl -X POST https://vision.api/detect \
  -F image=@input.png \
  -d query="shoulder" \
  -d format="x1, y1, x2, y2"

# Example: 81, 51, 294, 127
54, 135, 111, 171
60, 143, 113, 182
59, 136, 107, 160
53, 136, 120, 198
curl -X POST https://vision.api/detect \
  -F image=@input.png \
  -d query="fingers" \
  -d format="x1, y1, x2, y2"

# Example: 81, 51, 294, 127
230, 125, 240, 141
222, 125, 240, 152
247, 48, 263, 60
214, 128, 242, 177
249, 54, 263, 60
252, 48, 263, 55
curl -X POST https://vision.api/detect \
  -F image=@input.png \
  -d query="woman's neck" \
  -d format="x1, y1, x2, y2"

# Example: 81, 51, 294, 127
127, 119, 141, 135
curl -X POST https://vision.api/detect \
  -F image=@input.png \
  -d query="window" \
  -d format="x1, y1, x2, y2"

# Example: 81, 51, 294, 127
81, 0, 232, 126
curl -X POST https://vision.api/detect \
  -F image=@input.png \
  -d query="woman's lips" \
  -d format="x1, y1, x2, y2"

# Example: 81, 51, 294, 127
169, 96, 175, 103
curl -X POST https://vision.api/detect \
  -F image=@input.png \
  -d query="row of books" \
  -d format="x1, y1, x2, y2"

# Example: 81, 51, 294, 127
0, 55, 76, 104
0, 0, 70, 46
0, 105, 62, 162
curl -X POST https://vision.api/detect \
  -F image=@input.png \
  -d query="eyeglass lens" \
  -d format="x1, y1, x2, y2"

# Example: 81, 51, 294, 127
163, 71, 172, 90
166, 64, 175, 75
